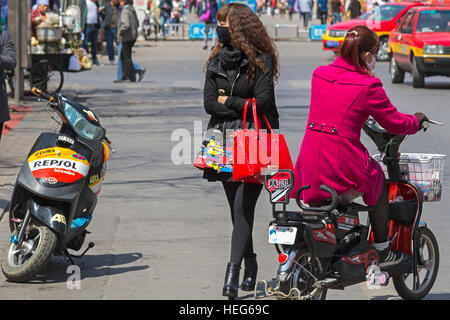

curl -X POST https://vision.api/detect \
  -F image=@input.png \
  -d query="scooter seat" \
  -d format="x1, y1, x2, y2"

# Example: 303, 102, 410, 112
309, 189, 363, 207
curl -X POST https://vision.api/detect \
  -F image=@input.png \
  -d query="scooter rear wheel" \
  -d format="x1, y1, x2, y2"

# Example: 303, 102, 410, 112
393, 227, 439, 300
1, 219, 57, 283
278, 248, 328, 300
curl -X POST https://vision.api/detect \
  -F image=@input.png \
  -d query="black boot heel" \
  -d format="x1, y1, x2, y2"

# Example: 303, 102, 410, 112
222, 263, 240, 299
240, 254, 258, 291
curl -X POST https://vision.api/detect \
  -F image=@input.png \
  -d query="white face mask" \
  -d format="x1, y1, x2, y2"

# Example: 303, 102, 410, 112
366, 53, 376, 71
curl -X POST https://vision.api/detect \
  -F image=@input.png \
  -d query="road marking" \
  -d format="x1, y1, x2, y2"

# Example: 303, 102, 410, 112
173, 80, 201, 88
288, 80, 311, 90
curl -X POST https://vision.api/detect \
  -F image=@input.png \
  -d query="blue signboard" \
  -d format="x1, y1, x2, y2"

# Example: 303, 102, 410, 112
189, 23, 216, 40
226, 0, 257, 13
310, 24, 328, 41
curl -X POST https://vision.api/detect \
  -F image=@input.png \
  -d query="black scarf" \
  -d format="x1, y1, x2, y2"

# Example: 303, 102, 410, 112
219, 46, 243, 70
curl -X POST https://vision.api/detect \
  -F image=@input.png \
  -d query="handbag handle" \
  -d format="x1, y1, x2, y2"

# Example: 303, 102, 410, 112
243, 98, 273, 134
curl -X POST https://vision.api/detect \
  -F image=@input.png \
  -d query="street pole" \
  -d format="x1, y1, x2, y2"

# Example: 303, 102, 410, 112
13, 0, 24, 102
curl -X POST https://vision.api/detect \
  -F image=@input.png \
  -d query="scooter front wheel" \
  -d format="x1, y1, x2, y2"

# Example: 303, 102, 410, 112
393, 227, 439, 300
1, 220, 57, 283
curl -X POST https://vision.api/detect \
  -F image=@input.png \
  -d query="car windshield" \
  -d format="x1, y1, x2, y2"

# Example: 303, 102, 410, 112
416, 10, 450, 33
358, 5, 406, 21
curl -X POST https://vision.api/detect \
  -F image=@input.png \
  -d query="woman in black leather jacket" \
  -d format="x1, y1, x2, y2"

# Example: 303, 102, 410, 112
202, 3, 280, 299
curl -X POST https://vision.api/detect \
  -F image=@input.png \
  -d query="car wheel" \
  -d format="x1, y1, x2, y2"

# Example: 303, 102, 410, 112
390, 55, 405, 84
376, 38, 389, 61
412, 58, 425, 88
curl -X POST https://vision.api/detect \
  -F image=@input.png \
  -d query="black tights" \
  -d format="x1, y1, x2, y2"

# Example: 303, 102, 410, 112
369, 182, 389, 243
222, 181, 263, 266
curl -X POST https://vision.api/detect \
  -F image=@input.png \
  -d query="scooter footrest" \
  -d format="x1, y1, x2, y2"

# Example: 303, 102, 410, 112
315, 278, 340, 289
380, 255, 412, 275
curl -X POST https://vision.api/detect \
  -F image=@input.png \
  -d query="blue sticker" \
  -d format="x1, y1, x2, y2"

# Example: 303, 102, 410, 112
73, 153, 87, 161
71, 215, 92, 229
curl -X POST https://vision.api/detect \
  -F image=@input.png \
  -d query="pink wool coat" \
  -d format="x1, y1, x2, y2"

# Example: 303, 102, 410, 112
290, 56, 419, 206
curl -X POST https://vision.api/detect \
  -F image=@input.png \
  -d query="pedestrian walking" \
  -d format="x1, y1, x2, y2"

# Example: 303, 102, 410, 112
290, 26, 429, 267
159, 0, 173, 36
270, 0, 277, 18
169, 0, 182, 35
298, 0, 313, 28
278, 0, 287, 18
115, 1, 146, 82
287, 0, 295, 21
202, 3, 280, 300
201, 0, 218, 50
256, 0, 264, 16
348, 0, 362, 19
80, 0, 101, 65
101, 0, 120, 64
196, 0, 204, 20
331, 0, 342, 24
0, 29, 16, 144
151, 0, 161, 35
317, 0, 328, 24
117, 0, 140, 82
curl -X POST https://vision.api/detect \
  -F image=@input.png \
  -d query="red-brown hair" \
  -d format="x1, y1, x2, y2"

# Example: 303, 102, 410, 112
340, 26, 380, 75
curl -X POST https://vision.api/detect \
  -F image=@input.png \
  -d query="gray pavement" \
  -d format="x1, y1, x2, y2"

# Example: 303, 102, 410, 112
0, 27, 450, 300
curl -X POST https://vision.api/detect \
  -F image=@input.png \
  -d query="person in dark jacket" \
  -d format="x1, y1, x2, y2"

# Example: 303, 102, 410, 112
159, 0, 173, 37
202, 0, 218, 50
317, 0, 328, 24
331, 0, 342, 24
114, 1, 146, 82
117, 0, 139, 82
101, 0, 120, 64
0, 30, 16, 142
202, 3, 280, 300
348, 0, 361, 19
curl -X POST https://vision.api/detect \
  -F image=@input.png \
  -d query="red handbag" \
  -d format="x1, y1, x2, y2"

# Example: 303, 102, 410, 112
232, 98, 293, 184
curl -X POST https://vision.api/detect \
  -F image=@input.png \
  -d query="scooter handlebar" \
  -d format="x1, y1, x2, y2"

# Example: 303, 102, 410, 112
31, 87, 54, 103
421, 119, 444, 131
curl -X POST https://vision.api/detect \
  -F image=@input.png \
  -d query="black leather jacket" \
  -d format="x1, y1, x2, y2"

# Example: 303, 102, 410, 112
202, 50, 280, 182
203, 51, 280, 132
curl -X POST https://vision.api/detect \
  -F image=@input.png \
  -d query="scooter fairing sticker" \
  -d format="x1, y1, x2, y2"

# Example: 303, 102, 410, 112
28, 147, 90, 187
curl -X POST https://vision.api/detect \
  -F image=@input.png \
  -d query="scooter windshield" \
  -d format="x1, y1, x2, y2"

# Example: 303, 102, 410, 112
64, 102, 105, 141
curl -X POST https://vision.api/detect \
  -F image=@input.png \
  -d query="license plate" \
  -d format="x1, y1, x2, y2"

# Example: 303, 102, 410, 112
268, 226, 297, 245
326, 41, 340, 48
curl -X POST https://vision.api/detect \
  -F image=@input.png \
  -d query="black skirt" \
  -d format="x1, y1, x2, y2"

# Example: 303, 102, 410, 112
203, 168, 233, 183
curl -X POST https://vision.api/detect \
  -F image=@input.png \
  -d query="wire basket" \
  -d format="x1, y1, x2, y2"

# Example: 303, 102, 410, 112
373, 153, 446, 202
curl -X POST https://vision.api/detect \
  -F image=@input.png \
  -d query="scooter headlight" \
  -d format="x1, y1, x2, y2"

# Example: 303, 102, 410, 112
64, 102, 104, 141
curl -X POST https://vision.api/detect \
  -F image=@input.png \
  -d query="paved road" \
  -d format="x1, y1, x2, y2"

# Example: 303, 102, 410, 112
0, 33, 449, 300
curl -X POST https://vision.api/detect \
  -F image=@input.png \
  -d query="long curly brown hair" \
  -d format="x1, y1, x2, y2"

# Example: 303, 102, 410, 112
204, 3, 280, 85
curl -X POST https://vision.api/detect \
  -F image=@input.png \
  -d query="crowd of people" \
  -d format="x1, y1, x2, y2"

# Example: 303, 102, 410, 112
30, 0, 145, 83
260, 0, 390, 27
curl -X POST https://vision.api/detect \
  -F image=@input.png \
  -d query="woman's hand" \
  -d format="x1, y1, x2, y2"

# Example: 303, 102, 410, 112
218, 96, 228, 105
414, 112, 429, 125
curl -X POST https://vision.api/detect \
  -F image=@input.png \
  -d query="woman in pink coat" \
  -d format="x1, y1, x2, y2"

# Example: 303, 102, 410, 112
291, 26, 428, 266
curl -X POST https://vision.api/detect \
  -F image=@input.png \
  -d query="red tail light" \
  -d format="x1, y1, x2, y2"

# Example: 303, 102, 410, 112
278, 253, 289, 264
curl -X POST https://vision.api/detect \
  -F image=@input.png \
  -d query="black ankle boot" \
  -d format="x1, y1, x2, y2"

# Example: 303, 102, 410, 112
222, 263, 240, 299
240, 254, 258, 291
